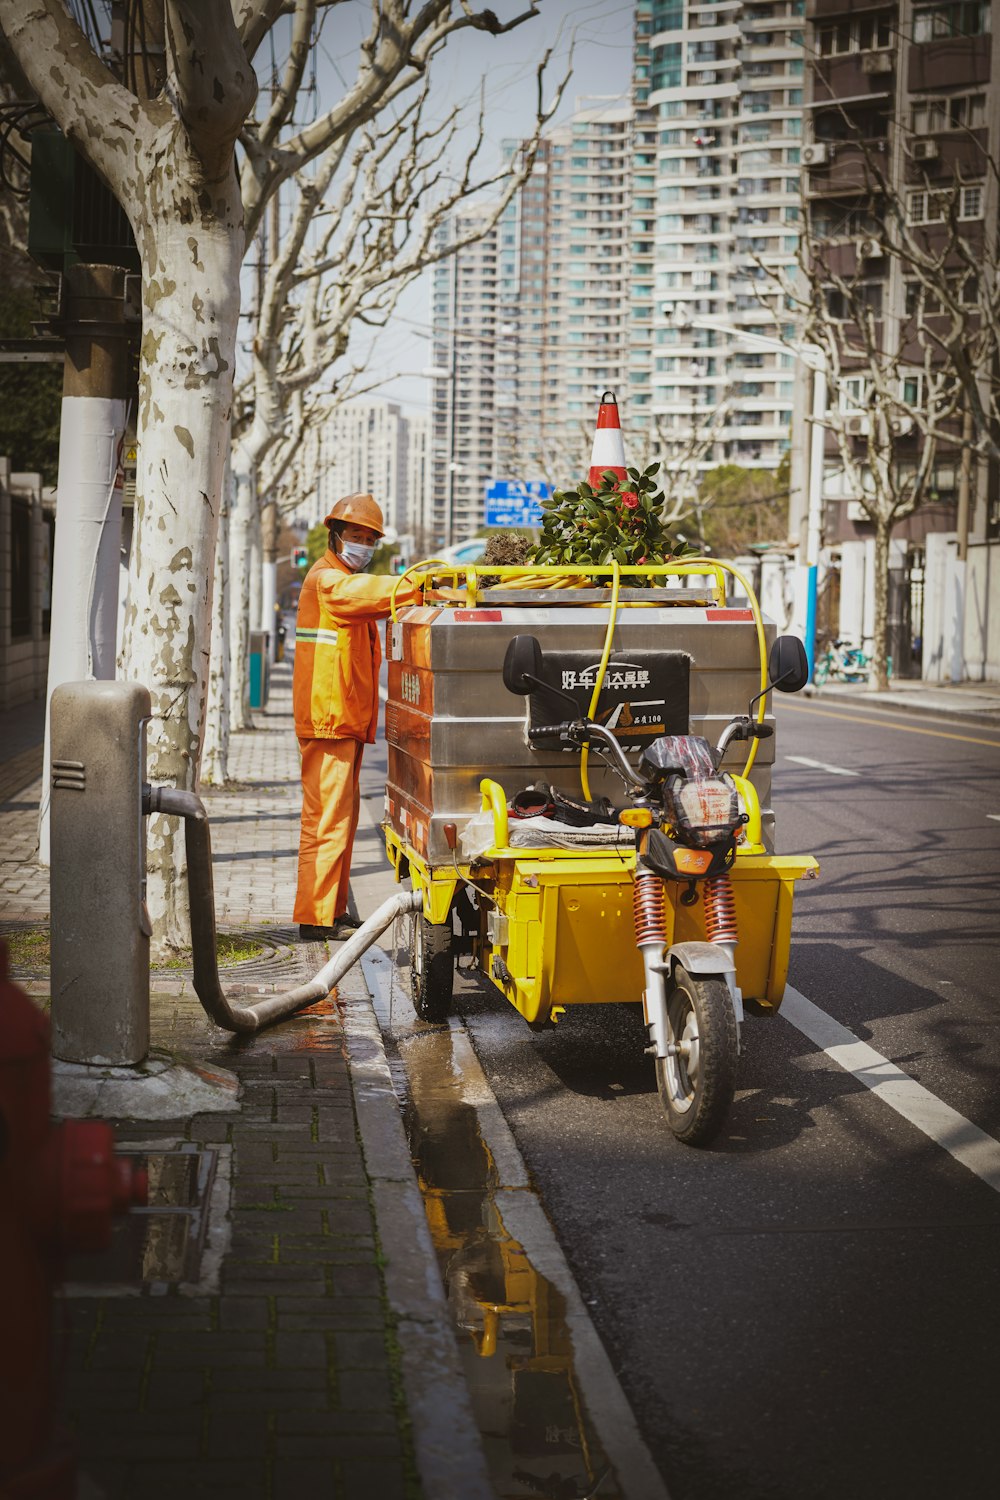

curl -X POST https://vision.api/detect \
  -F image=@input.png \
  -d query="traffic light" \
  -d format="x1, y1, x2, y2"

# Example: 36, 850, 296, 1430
291, 547, 308, 569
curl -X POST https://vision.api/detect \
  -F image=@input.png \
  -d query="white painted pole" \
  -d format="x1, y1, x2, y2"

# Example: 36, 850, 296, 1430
38, 266, 129, 865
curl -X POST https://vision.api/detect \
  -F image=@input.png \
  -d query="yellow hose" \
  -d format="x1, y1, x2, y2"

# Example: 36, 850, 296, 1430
389, 558, 450, 621
580, 559, 621, 801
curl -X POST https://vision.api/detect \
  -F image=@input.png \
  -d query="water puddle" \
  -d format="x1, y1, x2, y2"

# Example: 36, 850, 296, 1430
393, 1027, 623, 1499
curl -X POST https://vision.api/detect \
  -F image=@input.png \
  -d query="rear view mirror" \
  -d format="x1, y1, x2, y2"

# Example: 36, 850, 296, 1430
768, 634, 810, 693
502, 635, 544, 696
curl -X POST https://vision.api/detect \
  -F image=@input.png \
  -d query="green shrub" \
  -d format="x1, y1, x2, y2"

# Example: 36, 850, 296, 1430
532, 464, 692, 569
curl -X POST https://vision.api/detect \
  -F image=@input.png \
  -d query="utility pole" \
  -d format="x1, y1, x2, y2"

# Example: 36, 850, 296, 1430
949, 406, 974, 682
37, 258, 136, 864
31, 4, 150, 861
260, 185, 281, 662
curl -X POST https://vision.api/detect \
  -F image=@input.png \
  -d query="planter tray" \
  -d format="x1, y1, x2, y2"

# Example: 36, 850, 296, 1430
476, 586, 716, 606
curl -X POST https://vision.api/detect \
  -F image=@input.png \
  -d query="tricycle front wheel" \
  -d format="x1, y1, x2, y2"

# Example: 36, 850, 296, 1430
409, 913, 454, 1022
655, 965, 738, 1146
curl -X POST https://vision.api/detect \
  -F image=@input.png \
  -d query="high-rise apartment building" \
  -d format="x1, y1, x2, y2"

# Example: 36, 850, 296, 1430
531, 100, 634, 475
429, 101, 635, 539
803, 0, 996, 547
405, 412, 429, 551
428, 205, 500, 546
638, 0, 805, 470
317, 399, 423, 538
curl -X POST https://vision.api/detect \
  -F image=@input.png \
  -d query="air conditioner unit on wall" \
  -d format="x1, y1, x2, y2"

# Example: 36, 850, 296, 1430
847, 500, 871, 522
801, 142, 831, 167
912, 139, 939, 162
861, 51, 894, 74
889, 414, 914, 437
845, 414, 870, 437
857, 238, 884, 260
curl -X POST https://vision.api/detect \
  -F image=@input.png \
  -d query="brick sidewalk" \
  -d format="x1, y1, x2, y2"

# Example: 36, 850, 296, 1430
0, 664, 486, 1500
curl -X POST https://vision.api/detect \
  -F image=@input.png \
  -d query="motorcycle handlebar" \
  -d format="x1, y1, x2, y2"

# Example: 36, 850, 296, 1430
526, 720, 646, 791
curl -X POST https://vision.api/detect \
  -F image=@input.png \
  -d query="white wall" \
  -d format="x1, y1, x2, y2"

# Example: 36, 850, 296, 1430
964, 540, 1000, 682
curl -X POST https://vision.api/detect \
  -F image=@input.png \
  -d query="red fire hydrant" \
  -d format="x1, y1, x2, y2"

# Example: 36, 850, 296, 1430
0, 941, 147, 1498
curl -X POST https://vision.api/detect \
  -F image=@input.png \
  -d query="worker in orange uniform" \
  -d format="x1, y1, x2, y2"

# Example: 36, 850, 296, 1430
292, 493, 420, 941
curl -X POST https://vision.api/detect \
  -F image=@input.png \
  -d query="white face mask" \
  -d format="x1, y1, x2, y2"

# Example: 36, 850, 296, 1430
340, 541, 376, 572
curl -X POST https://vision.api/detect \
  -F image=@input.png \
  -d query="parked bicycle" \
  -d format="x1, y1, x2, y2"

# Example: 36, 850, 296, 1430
814, 638, 878, 685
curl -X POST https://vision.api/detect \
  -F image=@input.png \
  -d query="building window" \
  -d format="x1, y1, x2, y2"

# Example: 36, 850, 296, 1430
912, 92, 987, 133
651, 42, 682, 91
826, 284, 883, 320
907, 184, 984, 222
913, 2, 991, 41
818, 12, 894, 53
651, 0, 683, 29
905, 272, 979, 313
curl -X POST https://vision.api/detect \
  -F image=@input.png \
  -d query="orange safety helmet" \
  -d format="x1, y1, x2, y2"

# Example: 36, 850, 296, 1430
323, 492, 384, 538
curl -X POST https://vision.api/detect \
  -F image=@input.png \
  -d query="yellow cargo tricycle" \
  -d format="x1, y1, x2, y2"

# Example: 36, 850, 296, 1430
382, 560, 818, 1145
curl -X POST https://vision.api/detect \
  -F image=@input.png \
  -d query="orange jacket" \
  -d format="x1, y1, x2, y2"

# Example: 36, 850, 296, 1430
293, 550, 419, 741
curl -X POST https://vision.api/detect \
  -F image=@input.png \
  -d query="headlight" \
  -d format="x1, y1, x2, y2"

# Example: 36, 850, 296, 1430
665, 775, 741, 848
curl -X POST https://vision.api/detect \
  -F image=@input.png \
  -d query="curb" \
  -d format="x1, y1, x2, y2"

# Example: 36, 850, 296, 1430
806, 685, 1000, 730
337, 961, 494, 1500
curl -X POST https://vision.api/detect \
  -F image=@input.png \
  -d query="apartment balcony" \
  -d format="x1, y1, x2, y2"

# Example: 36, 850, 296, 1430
811, 51, 895, 101
909, 33, 990, 92
903, 129, 990, 186
803, 140, 885, 197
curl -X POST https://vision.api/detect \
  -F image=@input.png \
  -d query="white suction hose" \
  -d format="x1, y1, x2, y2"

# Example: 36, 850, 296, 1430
144, 786, 421, 1034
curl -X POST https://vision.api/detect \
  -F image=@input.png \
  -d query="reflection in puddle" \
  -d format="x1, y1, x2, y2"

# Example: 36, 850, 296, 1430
398, 1030, 621, 1500
63, 1146, 217, 1291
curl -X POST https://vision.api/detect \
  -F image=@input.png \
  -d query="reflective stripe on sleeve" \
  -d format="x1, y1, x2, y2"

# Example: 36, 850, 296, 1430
295, 628, 340, 645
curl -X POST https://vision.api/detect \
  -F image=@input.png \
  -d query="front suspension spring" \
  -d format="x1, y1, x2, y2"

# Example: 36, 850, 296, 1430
633, 871, 666, 946
703, 874, 738, 944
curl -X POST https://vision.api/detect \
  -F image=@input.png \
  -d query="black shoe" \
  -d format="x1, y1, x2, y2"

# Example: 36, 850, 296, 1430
331, 914, 364, 940
298, 923, 339, 942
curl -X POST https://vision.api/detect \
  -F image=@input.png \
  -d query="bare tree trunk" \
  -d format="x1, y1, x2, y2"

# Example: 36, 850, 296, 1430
228, 444, 255, 732
870, 516, 892, 692
120, 215, 244, 953
202, 453, 231, 785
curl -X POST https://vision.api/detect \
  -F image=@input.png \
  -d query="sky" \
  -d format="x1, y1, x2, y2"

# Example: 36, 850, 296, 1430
307, 0, 638, 417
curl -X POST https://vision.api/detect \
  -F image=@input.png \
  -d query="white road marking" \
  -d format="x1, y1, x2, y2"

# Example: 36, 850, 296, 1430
782, 987, 1000, 1194
988, 814, 1000, 823
378, 682, 388, 702
785, 754, 860, 777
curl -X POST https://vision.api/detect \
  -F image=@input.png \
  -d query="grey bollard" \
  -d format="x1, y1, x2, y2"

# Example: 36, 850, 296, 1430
50, 680, 151, 1066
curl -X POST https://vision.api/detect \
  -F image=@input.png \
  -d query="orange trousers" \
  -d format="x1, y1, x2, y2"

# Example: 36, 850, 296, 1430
293, 736, 364, 926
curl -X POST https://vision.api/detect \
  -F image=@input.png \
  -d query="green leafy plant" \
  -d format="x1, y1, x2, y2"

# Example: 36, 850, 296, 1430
532, 464, 693, 570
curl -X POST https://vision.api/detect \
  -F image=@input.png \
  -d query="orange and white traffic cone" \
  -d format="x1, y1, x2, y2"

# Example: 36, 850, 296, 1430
587, 390, 628, 490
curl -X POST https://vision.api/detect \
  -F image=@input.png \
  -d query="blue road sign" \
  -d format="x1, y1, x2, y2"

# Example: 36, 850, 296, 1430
484, 479, 552, 528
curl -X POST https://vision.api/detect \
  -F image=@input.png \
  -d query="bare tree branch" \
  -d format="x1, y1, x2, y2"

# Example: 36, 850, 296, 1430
240, 0, 542, 240
0, 0, 155, 181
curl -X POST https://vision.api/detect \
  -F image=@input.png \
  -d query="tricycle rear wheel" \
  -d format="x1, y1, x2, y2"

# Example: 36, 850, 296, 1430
409, 914, 454, 1022
655, 964, 738, 1146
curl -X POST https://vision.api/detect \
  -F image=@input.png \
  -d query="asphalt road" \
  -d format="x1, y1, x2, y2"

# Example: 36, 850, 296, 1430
429, 700, 1000, 1500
